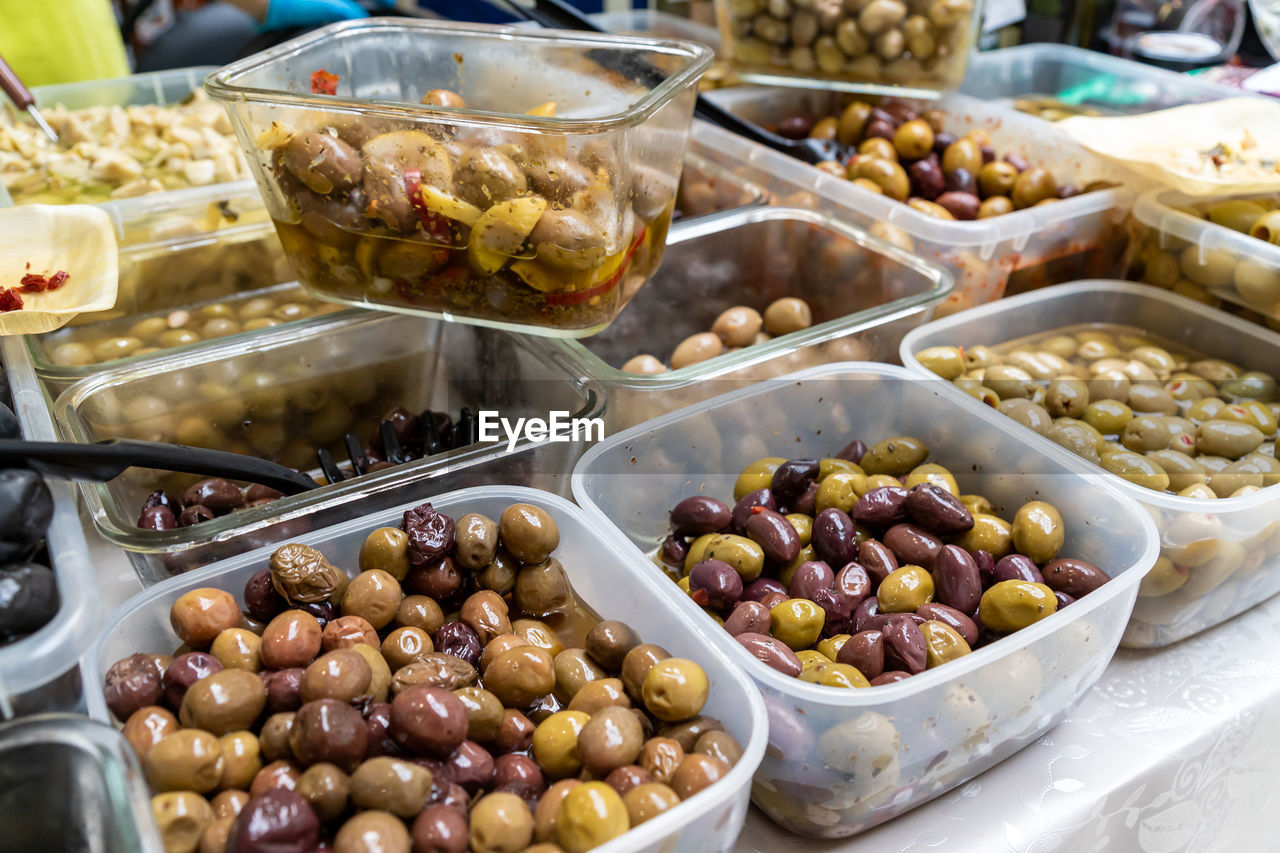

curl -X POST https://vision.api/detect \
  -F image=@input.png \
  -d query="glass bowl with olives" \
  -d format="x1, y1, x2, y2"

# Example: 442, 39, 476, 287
572, 362, 1158, 838
902, 280, 1280, 649
85, 488, 766, 853
207, 19, 714, 337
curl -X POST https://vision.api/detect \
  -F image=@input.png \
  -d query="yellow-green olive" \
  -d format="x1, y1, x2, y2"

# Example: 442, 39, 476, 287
859, 436, 929, 476
1100, 450, 1171, 491
815, 472, 863, 513
876, 565, 935, 612
769, 599, 826, 650
903, 463, 959, 495
921, 620, 971, 667
703, 534, 766, 583
1011, 501, 1065, 563
916, 346, 965, 380
1083, 399, 1133, 435
955, 514, 1014, 557
1196, 419, 1265, 459
734, 457, 784, 501
978, 580, 1058, 632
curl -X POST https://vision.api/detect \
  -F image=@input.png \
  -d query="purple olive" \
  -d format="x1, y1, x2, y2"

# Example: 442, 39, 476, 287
788, 560, 834, 601
852, 486, 909, 528
812, 508, 858, 567
731, 488, 777, 533
689, 559, 744, 609
670, 496, 731, 538
771, 459, 820, 505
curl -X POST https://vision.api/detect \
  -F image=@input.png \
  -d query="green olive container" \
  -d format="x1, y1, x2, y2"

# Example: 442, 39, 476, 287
902, 280, 1280, 648
572, 362, 1158, 838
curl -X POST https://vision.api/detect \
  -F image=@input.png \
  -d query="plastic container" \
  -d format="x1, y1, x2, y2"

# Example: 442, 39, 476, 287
712, 0, 981, 96
54, 311, 604, 585
675, 151, 768, 221
530, 205, 951, 429
962, 43, 1239, 119
1128, 187, 1280, 323
572, 363, 1158, 837
702, 87, 1139, 316
0, 714, 160, 850
85, 487, 767, 853
207, 18, 713, 337
0, 339, 102, 716
900, 281, 1280, 648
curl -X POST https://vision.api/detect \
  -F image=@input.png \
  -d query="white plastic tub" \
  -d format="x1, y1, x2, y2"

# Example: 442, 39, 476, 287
0, 340, 102, 716
702, 88, 1139, 317
1129, 187, 1280, 323
901, 281, 1280, 648
571, 363, 1158, 837
85, 486, 767, 853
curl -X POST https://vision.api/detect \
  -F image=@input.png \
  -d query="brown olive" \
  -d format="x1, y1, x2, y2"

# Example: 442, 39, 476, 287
333, 810, 411, 853
170, 588, 242, 649
249, 760, 300, 798
216, 731, 261, 791
942, 138, 983, 176
258, 712, 295, 762
145, 728, 224, 793
390, 685, 468, 758
380, 627, 433, 672
1012, 168, 1057, 209
322, 615, 379, 652
460, 591, 512, 644
179, 669, 266, 736
395, 595, 444, 634
763, 297, 813, 336
454, 686, 505, 743
670, 332, 724, 369
499, 504, 560, 565
358, 527, 411, 582
152, 791, 214, 853
567, 678, 631, 715
485, 646, 556, 708
512, 619, 565, 658
553, 648, 607, 701
123, 705, 179, 760
341, 570, 402, 630
584, 620, 641, 673
210, 628, 262, 672
577, 706, 645, 777
297, 762, 350, 824
638, 737, 684, 785
694, 730, 744, 768
621, 644, 670, 701
671, 753, 730, 799
269, 543, 347, 605
623, 782, 679, 826
711, 306, 764, 348
260, 611, 323, 670
299, 649, 372, 704
350, 757, 434, 817
454, 513, 499, 571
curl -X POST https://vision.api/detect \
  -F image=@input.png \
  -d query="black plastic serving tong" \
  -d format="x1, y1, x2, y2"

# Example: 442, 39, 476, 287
503, 0, 840, 165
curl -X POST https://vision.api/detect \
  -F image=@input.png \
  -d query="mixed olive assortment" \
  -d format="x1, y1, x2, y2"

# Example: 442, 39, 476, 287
658, 435, 1109, 686
106, 502, 742, 852
135, 407, 481, 531
1130, 196, 1280, 314
721, 0, 978, 91
919, 325, 1280, 498
261, 88, 676, 332
773, 99, 1109, 220
45, 287, 339, 369
621, 297, 814, 373
1010, 96, 1108, 121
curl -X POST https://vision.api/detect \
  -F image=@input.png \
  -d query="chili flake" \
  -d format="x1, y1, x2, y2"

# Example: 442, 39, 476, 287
310, 69, 339, 95
18, 270, 69, 292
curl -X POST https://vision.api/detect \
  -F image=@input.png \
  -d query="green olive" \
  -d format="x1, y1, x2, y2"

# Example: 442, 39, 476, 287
682, 533, 717, 575
1238, 452, 1280, 486
964, 345, 998, 369
1127, 384, 1178, 415
998, 399, 1052, 434
1083, 399, 1133, 435
837, 102, 873, 146
810, 662, 870, 688
532, 711, 590, 780
978, 196, 1014, 218
1137, 556, 1189, 597
877, 565, 935, 612
917, 345, 965, 379
903, 463, 959, 495
1223, 371, 1277, 403
1120, 415, 1172, 453
1186, 397, 1226, 422
1011, 501, 1065, 563
1234, 260, 1280, 306
556, 781, 629, 852
921, 620, 971, 668
854, 158, 911, 201
819, 458, 863, 480
858, 137, 897, 162
785, 513, 813, 546
978, 580, 1058, 633
1206, 199, 1268, 233
1100, 449, 1171, 491
1209, 459, 1265, 497
1045, 421, 1102, 464
955, 513, 1013, 558
1250, 209, 1280, 244
978, 161, 1018, 197
1146, 450, 1206, 491
860, 436, 929, 476
1196, 419, 1265, 459
983, 364, 1037, 400
702, 534, 766, 583
941, 138, 982, 176
1044, 378, 1089, 418
815, 472, 863, 513
892, 119, 935, 160
769, 598, 826, 650
959, 494, 996, 516
816, 634, 850, 661
1179, 246, 1237, 288
1011, 168, 1057, 209
733, 457, 784, 500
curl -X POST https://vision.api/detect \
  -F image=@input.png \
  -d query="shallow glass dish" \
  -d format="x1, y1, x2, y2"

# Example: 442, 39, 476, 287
206, 18, 713, 337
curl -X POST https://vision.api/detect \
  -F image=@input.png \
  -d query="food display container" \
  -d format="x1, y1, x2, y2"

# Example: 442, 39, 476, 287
712, 0, 982, 96
1128, 188, 1280, 325
85, 487, 768, 853
0, 346, 103, 715
53, 312, 604, 585
206, 18, 714, 337
962, 43, 1238, 120
703, 87, 1138, 316
0, 714, 160, 850
571, 363, 1158, 837
900, 281, 1280, 648
530, 205, 951, 429
675, 151, 768, 221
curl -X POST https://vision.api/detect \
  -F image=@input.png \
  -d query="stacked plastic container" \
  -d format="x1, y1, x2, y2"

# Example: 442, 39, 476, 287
901, 282, 1280, 647
85, 487, 768, 853
572, 363, 1158, 837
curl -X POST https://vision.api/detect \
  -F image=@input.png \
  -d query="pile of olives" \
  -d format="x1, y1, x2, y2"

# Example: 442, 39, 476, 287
105, 502, 742, 853
621, 297, 814, 374
45, 288, 339, 370
775, 99, 1112, 220
917, 324, 1280, 498
659, 435, 1110, 686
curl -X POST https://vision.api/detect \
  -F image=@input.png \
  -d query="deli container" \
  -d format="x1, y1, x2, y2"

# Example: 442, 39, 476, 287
1128, 188, 1280, 325
572, 363, 1158, 837
85, 487, 768, 853
0, 714, 160, 850
712, 0, 981, 96
531, 205, 951, 429
54, 311, 604, 584
962, 43, 1238, 119
900, 281, 1280, 647
703, 87, 1138, 316
675, 151, 768, 221
206, 18, 714, 337
0, 344, 102, 715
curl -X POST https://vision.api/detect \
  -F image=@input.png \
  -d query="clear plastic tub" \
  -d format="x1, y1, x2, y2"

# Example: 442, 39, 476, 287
675, 151, 768, 221
702, 87, 1139, 316
1128, 187, 1280, 324
571, 363, 1158, 838
0, 340, 102, 716
84, 486, 768, 853
53, 312, 604, 585
530, 205, 951, 430
962, 43, 1239, 119
900, 281, 1280, 648
0, 714, 160, 850
712, 0, 981, 96
207, 18, 713, 337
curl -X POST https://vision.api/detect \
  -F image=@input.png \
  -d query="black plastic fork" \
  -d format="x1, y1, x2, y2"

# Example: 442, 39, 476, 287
314, 406, 481, 485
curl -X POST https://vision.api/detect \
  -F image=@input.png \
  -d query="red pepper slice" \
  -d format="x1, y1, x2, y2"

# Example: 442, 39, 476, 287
19, 273, 47, 290
544, 226, 647, 307
46, 271, 69, 290
0, 289, 23, 312
310, 69, 338, 95
403, 170, 456, 246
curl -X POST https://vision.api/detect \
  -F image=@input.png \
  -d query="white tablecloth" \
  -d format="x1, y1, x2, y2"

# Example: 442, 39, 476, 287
83, 513, 1280, 853
735, 590, 1280, 852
